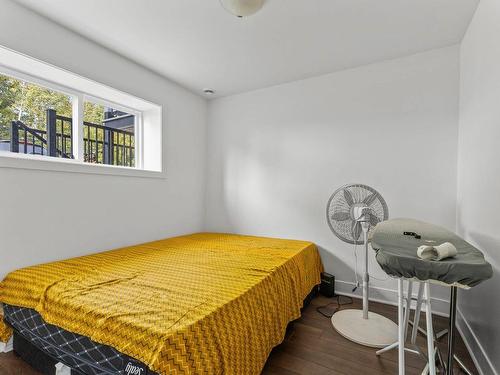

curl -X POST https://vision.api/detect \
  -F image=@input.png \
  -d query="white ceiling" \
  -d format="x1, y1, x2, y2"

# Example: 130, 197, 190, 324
14, 0, 478, 98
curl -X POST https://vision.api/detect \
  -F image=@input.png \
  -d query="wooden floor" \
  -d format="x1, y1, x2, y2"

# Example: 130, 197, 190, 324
0, 295, 477, 375
262, 295, 477, 375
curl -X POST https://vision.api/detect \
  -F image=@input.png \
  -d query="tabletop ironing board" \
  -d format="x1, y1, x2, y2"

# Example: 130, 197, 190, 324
371, 218, 493, 375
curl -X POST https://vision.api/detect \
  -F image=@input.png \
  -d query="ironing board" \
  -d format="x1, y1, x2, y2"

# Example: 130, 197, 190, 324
371, 218, 493, 375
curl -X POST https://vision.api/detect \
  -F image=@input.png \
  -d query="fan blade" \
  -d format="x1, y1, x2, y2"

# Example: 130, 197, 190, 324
352, 221, 361, 241
331, 211, 350, 221
363, 193, 377, 206
369, 214, 380, 228
343, 189, 355, 206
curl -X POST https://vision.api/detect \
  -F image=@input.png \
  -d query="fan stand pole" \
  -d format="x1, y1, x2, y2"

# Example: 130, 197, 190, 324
362, 221, 369, 319
330, 217, 399, 348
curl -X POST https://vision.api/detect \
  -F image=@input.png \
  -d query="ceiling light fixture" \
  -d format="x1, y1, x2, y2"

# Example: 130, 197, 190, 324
220, 0, 265, 18
203, 88, 216, 95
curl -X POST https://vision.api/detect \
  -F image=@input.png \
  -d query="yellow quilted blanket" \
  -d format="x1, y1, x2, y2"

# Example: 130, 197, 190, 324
0, 233, 322, 374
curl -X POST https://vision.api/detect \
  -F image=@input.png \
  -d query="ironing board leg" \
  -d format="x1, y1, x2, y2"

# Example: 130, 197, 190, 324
376, 341, 399, 355
377, 279, 413, 357
454, 355, 474, 375
411, 282, 424, 344
424, 282, 436, 375
404, 281, 413, 341
446, 287, 458, 375
398, 278, 405, 375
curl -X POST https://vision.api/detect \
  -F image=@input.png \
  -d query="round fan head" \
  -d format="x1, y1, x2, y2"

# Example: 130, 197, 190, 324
326, 184, 388, 245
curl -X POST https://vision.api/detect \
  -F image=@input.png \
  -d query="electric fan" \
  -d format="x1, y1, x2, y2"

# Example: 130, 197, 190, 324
326, 184, 398, 348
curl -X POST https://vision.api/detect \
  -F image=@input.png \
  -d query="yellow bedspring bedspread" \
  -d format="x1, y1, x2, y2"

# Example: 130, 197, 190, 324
0, 233, 322, 374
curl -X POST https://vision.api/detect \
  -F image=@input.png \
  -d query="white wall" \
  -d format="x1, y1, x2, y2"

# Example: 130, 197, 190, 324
457, 0, 500, 373
0, 0, 207, 278
205, 46, 460, 311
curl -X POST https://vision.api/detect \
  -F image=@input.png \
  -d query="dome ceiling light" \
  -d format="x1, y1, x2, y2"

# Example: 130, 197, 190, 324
220, 0, 265, 18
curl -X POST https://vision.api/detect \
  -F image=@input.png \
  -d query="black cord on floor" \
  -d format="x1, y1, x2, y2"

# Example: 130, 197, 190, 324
316, 295, 354, 318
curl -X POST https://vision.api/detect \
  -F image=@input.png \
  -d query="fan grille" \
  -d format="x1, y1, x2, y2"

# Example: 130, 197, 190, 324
326, 184, 388, 245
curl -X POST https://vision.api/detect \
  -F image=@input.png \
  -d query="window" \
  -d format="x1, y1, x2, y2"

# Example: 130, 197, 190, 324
82, 100, 137, 167
0, 72, 140, 168
0, 74, 73, 157
0, 46, 162, 177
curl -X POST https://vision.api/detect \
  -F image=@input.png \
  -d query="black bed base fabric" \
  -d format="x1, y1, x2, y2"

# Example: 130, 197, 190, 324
13, 331, 58, 375
4, 304, 155, 375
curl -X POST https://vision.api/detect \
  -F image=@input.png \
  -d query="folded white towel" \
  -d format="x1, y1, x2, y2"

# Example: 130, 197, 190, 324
417, 242, 457, 261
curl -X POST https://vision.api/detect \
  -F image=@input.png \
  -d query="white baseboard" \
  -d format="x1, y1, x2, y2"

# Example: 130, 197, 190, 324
456, 308, 498, 375
334, 279, 450, 317
0, 336, 13, 353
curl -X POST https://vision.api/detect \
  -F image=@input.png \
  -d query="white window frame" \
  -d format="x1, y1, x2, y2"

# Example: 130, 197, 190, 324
83, 94, 144, 168
0, 45, 163, 178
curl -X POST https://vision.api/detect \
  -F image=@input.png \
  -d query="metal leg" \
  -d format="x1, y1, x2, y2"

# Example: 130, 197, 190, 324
378, 283, 471, 375
377, 341, 422, 356
420, 348, 439, 375
446, 287, 458, 375
424, 282, 436, 375
436, 329, 448, 340
411, 282, 424, 344
409, 322, 447, 340
454, 354, 474, 375
377, 279, 413, 357
398, 279, 405, 375
362, 225, 370, 319
376, 341, 399, 355
404, 281, 413, 341
413, 286, 472, 375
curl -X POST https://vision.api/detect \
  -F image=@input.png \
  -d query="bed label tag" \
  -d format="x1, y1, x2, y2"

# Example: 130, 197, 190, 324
124, 360, 148, 375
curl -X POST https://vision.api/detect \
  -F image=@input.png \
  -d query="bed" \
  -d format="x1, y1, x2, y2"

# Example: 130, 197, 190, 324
0, 233, 323, 374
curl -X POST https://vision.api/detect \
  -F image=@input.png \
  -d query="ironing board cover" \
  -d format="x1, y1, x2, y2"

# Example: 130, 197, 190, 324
371, 218, 492, 288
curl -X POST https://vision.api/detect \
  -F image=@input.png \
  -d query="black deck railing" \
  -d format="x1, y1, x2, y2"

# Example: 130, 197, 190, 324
84, 121, 134, 167
9, 118, 73, 158
7, 109, 134, 167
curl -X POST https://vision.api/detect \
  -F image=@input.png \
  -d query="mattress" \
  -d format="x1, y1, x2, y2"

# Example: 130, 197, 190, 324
0, 233, 323, 374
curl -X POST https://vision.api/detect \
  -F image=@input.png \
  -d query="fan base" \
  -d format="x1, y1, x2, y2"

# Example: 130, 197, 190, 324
331, 309, 398, 348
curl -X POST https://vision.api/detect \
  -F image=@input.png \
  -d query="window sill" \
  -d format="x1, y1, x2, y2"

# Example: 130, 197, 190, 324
0, 151, 165, 179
